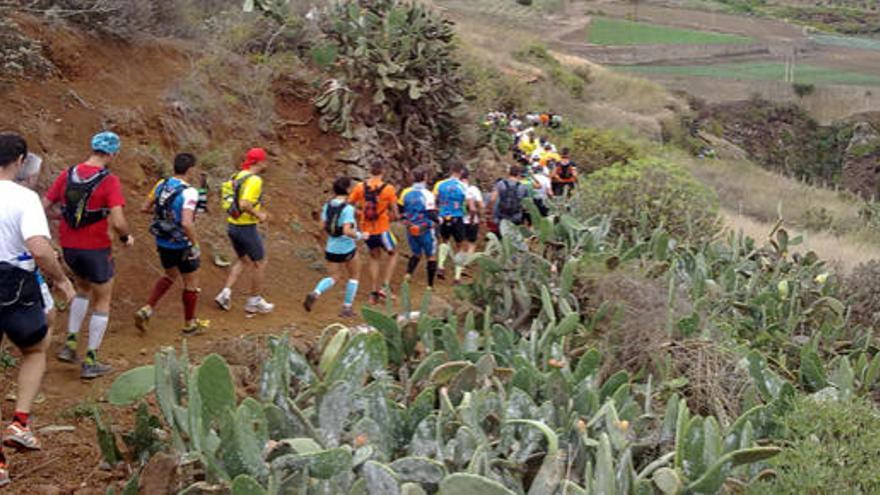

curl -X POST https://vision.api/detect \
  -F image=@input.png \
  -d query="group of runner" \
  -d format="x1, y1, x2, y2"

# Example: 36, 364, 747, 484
303, 160, 486, 316
304, 139, 580, 316
0, 119, 581, 486
0, 130, 283, 487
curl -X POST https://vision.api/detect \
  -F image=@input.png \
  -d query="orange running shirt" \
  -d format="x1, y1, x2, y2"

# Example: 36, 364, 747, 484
348, 177, 398, 235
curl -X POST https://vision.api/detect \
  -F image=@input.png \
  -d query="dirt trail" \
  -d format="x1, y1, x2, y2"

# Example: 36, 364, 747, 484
0, 17, 452, 492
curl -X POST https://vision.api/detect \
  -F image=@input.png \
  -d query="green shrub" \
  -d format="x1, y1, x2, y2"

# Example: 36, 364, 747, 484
750, 396, 880, 494
562, 127, 641, 172
577, 157, 722, 244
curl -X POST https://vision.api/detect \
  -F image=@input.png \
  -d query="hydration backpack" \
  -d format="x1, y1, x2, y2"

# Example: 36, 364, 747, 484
149, 179, 189, 245
557, 161, 574, 180
220, 172, 256, 219
62, 166, 110, 229
438, 180, 466, 218
403, 189, 432, 235
362, 182, 387, 222
324, 201, 347, 237
497, 179, 525, 221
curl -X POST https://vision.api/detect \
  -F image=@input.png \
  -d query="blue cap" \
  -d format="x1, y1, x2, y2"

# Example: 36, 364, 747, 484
91, 131, 121, 154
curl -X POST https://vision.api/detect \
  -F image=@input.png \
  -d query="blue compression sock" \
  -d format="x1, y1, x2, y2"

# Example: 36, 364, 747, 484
344, 279, 359, 307
314, 277, 335, 295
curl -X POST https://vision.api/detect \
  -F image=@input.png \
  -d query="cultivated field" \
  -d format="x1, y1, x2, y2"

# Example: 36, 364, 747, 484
587, 17, 753, 45
624, 61, 880, 86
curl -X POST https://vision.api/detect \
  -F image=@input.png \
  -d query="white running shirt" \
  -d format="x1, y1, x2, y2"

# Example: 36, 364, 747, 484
464, 184, 484, 225
0, 180, 51, 271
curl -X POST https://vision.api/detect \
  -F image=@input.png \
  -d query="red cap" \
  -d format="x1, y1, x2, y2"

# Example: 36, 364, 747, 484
241, 147, 267, 170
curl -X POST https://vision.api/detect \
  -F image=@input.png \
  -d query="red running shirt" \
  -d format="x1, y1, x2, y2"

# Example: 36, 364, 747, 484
45, 163, 126, 250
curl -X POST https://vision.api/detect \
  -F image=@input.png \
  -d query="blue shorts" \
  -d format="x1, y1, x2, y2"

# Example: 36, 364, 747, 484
227, 224, 265, 262
366, 232, 397, 253
407, 230, 436, 258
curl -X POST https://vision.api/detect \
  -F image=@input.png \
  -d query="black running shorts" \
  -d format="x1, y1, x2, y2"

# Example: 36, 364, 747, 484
439, 217, 465, 243
158, 246, 200, 274
464, 223, 480, 243
325, 250, 357, 264
227, 224, 265, 262
63, 248, 115, 284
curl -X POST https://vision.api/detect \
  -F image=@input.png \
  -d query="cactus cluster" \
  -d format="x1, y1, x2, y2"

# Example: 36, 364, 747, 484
108, 274, 781, 494
313, 0, 464, 166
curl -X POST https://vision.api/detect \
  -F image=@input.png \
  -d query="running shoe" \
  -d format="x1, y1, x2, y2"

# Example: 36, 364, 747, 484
245, 296, 275, 314
303, 293, 317, 312
3, 422, 41, 451
81, 361, 113, 380
436, 268, 446, 280
0, 459, 8, 487
56, 340, 78, 364
134, 306, 152, 333
339, 307, 356, 318
182, 319, 210, 336
368, 291, 381, 305
214, 291, 232, 311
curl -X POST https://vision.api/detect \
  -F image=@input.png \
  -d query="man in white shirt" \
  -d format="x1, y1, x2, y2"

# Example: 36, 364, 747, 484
0, 132, 75, 488
462, 169, 484, 256
530, 163, 554, 217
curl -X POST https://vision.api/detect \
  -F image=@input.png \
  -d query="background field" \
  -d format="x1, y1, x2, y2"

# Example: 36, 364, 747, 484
587, 17, 754, 45
623, 62, 880, 86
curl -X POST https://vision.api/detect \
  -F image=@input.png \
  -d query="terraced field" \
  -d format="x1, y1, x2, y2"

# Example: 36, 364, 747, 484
623, 62, 880, 86
588, 17, 754, 45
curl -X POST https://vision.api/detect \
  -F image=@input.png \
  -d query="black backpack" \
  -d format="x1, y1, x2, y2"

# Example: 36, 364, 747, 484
62, 166, 110, 229
324, 201, 347, 237
363, 182, 387, 222
498, 179, 525, 220
558, 162, 574, 180
149, 180, 189, 244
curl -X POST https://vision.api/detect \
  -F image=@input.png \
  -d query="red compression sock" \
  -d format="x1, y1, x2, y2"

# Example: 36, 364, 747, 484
12, 411, 29, 427
183, 289, 199, 321
148, 276, 175, 307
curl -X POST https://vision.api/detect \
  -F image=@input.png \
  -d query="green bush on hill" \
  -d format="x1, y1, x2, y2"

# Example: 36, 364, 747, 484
561, 127, 641, 172
749, 396, 880, 494
577, 157, 722, 244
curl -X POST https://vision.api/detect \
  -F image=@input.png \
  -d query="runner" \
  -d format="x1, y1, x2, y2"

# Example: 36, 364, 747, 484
488, 164, 530, 236
462, 168, 484, 255
44, 131, 133, 379
529, 162, 554, 217
14, 152, 57, 323
399, 168, 439, 288
0, 132, 76, 488
551, 147, 578, 197
348, 160, 399, 305
303, 177, 362, 318
135, 153, 209, 335
214, 148, 275, 315
433, 163, 468, 284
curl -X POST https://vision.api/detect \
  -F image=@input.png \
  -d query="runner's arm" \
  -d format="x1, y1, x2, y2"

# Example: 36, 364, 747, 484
140, 196, 154, 213
239, 199, 267, 222
343, 222, 358, 239
26, 236, 75, 302
467, 197, 480, 223
181, 208, 198, 247
109, 206, 132, 240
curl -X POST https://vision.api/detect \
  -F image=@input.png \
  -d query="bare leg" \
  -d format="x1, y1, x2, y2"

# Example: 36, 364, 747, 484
251, 258, 267, 297
223, 258, 247, 291
15, 330, 51, 414
369, 249, 381, 293
383, 250, 399, 289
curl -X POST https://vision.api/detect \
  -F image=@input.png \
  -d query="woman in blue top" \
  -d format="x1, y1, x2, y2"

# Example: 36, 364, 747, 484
303, 177, 362, 318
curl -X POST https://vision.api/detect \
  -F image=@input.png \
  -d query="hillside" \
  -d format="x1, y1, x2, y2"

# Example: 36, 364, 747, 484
1, 1, 880, 493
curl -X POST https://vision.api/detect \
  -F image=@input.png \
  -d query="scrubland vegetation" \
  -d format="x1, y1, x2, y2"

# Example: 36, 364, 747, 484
4, 0, 880, 493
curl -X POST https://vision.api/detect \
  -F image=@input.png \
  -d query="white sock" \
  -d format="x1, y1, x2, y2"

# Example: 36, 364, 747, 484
219, 287, 231, 298
87, 312, 109, 351
67, 296, 89, 335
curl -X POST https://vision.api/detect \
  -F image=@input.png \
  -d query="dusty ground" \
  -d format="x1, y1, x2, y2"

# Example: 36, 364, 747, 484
0, 15, 452, 493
